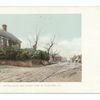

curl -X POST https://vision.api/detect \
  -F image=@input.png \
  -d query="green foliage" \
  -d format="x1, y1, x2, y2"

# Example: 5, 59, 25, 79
16, 49, 31, 60
32, 50, 49, 61
0, 48, 6, 59
0, 47, 15, 60
4, 47, 18, 60
0, 47, 31, 60
0, 47, 49, 61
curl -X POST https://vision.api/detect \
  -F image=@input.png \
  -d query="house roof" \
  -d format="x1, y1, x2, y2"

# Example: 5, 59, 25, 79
0, 30, 21, 44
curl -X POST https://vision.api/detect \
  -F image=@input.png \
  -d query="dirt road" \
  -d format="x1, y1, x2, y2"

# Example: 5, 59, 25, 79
0, 62, 81, 82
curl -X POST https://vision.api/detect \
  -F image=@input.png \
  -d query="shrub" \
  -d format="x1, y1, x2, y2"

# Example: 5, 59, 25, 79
16, 49, 31, 60
0, 47, 49, 61
0, 48, 6, 59
4, 47, 18, 60
0, 47, 31, 61
32, 50, 49, 61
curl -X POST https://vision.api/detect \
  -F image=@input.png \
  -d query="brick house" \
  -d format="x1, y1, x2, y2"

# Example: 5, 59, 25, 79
0, 24, 21, 49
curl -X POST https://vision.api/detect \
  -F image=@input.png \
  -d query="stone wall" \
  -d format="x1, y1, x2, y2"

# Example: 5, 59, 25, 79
0, 59, 49, 67
0, 60, 33, 67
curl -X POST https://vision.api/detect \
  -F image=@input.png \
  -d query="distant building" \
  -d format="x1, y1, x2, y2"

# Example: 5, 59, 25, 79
70, 55, 82, 63
53, 55, 62, 62
0, 24, 21, 49
49, 55, 62, 63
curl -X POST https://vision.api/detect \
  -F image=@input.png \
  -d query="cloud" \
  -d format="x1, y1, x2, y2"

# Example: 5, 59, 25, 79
55, 38, 81, 58
39, 36, 81, 58
21, 35, 81, 58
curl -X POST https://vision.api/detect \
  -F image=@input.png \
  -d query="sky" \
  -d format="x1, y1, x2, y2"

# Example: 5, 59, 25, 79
0, 14, 81, 58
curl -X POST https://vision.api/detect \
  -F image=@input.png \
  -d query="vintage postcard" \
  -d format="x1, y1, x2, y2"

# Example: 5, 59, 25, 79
0, 14, 81, 82
0, 6, 99, 93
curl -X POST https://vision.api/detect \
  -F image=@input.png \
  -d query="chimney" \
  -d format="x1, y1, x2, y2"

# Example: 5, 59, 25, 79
2, 24, 7, 32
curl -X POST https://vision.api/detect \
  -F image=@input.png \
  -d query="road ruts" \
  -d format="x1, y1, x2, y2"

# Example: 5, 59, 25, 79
0, 62, 81, 82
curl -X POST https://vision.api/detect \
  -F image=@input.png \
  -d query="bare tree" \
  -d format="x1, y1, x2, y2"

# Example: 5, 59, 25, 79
33, 33, 39, 51
51, 49, 59, 61
45, 35, 56, 60
32, 26, 43, 51
25, 22, 44, 49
